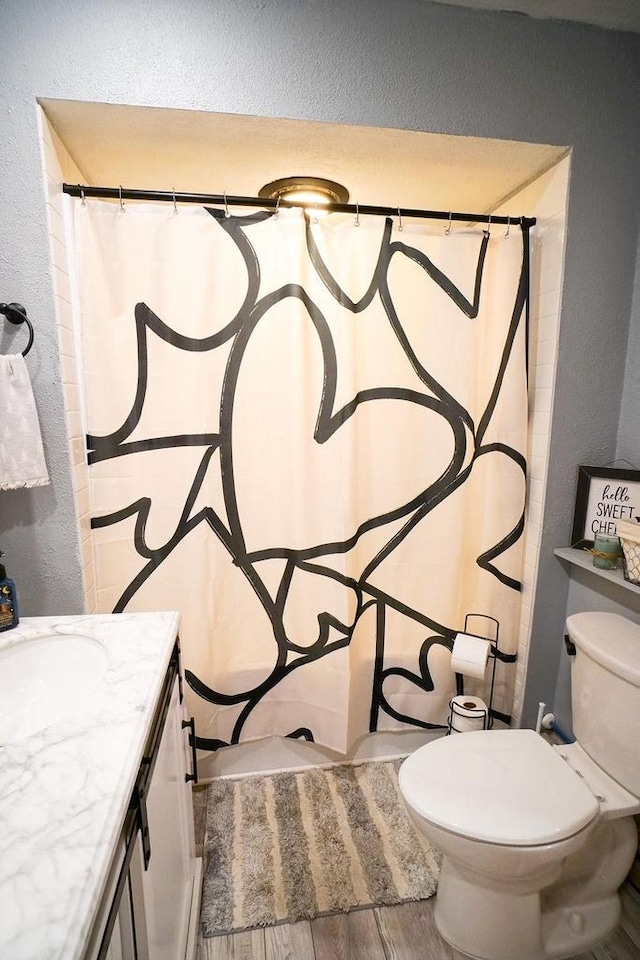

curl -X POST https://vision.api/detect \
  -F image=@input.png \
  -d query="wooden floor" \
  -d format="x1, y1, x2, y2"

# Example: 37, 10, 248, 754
196, 876, 640, 960
193, 785, 640, 960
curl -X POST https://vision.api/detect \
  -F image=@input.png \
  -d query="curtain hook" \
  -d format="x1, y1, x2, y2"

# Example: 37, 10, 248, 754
505, 215, 511, 238
484, 213, 491, 238
354, 202, 360, 228
223, 190, 231, 219
172, 188, 178, 215
119, 186, 125, 213
273, 196, 281, 220
397, 207, 403, 232
445, 211, 452, 236
313, 202, 319, 225
80, 185, 86, 207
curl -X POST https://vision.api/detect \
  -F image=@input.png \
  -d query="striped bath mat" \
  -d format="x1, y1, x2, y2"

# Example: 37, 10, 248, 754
200, 759, 440, 936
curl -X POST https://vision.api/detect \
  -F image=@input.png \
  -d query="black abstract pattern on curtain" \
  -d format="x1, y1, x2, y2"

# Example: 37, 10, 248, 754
86, 208, 529, 751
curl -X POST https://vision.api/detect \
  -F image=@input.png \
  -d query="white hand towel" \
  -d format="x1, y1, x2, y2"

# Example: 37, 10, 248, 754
0, 354, 50, 491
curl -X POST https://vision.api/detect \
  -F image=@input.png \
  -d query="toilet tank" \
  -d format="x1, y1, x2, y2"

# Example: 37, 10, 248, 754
567, 612, 640, 796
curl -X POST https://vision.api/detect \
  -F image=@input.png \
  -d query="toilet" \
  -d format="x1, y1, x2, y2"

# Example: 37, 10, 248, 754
398, 611, 640, 960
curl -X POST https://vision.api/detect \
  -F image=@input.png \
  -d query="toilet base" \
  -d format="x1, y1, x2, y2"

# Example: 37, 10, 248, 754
434, 858, 622, 960
541, 897, 620, 959
435, 859, 545, 960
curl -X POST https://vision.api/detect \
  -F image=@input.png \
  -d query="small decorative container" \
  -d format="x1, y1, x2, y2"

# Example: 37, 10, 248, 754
617, 519, 640, 586
592, 534, 621, 570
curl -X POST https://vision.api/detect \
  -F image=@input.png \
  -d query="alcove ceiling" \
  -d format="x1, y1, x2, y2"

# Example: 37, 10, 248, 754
41, 99, 567, 216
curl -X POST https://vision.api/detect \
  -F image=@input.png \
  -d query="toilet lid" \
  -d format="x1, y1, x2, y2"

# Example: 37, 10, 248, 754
399, 729, 599, 846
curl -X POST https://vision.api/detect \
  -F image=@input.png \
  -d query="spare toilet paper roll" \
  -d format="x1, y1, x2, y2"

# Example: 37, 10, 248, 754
449, 695, 488, 733
451, 632, 490, 679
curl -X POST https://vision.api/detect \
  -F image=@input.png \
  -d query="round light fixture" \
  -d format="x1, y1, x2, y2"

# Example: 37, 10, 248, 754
258, 176, 349, 208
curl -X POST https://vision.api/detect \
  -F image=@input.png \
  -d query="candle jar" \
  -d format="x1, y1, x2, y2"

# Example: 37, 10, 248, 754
593, 534, 622, 570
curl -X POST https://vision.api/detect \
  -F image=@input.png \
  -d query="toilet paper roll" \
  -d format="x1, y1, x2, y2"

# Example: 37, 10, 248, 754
448, 695, 488, 733
451, 632, 490, 679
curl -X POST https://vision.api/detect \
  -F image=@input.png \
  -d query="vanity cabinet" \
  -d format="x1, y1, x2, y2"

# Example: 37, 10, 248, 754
130, 675, 200, 960
89, 643, 202, 960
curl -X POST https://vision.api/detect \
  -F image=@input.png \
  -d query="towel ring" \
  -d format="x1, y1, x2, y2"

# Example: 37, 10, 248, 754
0, 303, 34, 357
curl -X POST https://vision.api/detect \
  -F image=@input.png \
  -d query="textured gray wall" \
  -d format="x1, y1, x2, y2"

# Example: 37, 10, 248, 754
617, 243, 640, 466
0, 1, 639, 725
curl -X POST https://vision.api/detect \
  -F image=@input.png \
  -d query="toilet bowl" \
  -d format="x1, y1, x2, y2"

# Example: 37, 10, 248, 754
398, 612, 640, 960
400, 729, 638, 960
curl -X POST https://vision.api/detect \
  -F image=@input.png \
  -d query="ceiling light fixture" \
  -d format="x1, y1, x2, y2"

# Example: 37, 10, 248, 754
258, 176, 350, 209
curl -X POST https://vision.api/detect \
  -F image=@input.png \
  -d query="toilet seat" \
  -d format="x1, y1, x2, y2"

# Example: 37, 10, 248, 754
399, 729, 599, 846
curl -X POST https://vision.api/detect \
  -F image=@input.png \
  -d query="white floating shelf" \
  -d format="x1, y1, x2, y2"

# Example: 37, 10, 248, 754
554, 547, 640, 596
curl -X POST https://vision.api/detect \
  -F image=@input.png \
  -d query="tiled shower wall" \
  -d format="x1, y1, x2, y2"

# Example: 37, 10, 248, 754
38, 106, 569, 728
494, 156, 571, 724
37, 108, 97, 613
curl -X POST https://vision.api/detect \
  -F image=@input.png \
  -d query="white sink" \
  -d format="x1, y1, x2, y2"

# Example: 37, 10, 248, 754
0, 633, 109, 745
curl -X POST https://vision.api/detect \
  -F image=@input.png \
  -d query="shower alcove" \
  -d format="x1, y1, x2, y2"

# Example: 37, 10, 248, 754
37, 99, 570, 779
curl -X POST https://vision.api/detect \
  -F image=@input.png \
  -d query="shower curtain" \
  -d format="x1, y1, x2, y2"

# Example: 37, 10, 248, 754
74, 202, 528, 755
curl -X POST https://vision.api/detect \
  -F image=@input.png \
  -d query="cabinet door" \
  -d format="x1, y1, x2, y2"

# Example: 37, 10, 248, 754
133, 677, 198, 960
102, 876, 137, 960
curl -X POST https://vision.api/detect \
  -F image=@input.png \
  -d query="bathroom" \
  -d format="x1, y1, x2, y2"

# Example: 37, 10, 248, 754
1, 1, 639, 959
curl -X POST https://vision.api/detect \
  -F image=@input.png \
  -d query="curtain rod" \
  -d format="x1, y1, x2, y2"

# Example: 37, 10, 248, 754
62, 184, 535, 228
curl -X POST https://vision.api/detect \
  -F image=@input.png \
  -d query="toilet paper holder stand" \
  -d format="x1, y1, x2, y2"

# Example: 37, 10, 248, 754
447, 613, 517, 733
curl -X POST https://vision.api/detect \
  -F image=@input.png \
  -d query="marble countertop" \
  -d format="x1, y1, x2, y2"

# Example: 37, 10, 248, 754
0, 612, 180, 960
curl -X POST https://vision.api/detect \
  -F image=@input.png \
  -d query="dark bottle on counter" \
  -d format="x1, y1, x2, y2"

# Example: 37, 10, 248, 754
0, 551, 19, 632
